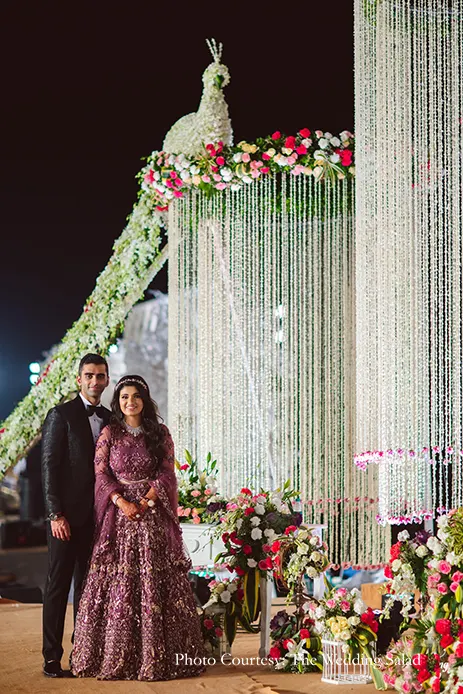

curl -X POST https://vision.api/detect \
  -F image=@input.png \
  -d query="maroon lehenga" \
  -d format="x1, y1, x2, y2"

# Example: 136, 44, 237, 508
72, 422, 205, 680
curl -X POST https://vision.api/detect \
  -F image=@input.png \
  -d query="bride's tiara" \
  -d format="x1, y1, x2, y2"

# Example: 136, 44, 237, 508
116, 377, 149, 391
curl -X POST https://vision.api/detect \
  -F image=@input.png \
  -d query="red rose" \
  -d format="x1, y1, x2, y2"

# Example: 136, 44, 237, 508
237, 588, 244, 600
261, 167, 270, 174
296, 145, 308, 155
432, 678, 441, 693
435, 619, 452, 635
456, 642, 463, 658
283, 639, 293, 650
389, 542, 401, 561
384, 565, 393, 579
241, 488, 252, 495
244, 507, 255, 516
284, 525, 297, 536
458, 687, 463, 694
204, 618, 214, 629
299, 128, 311, 138
299, 628, 310, 639
269, 645, 281, 659
285, 136, 296, 150
271, 540, 281, 553
440, 633, 454, 649
417, 670, 431, 683
262, 153, 271, 161
340, 149, 353, 167
412, 653, 428, 669
229, 548, 237, 555
265, 556, 273, 569
235, 566, 245, 576
206, 143, 216, 156
243, 545, 253, 555
215, 627, 223, 637
271, 131, 281, 140
262, 544, 272, 553
259, 559, 269, 570
222, 532, 229, 543
216, 156, 225, 166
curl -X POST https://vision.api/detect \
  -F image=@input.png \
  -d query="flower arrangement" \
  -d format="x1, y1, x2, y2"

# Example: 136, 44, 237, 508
268, 609, 322, 673
276, 525, 329, 603
214, 482, 302, 623
140, 128, 355, 212
382, 529, 431, 620
176, 450, 227, 524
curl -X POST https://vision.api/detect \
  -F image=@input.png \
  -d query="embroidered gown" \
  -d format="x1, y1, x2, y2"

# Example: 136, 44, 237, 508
72, 422, 205, 680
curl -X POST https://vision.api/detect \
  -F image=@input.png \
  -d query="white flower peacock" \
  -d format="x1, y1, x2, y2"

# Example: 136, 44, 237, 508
163, 38, 233, 157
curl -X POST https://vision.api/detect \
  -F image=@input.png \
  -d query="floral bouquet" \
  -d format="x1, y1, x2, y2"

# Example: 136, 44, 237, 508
378, 637, 431, 692
382, 529, 431, 620
214, 482, 302, 623
268, 609, 322, 674
307, 587, 384, 687
203, 576, 256, 645
275, 525, 329, 603
176, 450, 227, 524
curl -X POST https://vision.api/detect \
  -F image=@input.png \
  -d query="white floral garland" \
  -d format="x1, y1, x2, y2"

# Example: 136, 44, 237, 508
0, 194, 165, 477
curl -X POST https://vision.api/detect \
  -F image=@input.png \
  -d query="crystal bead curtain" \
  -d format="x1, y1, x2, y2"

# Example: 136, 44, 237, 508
168, 176, 386, 567
354, 0, 463, 526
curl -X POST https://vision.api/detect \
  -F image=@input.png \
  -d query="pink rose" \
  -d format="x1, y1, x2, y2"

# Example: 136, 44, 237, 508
299, 128, 311, 138
204, 489, 212, 496
340, 600, 350, 613
452, 571, 463, 582
450, 582, 460, 593
271, 131, 281, 140
191, 490, 201, 497
438, 560, 452, 574
183, 508, 191, 516
242, 153, 251, 163
180, 463, 189, 471
177, 507, 184, 516
402, 683, 411, 693
337, 588, 347, 596
437, 582, 448, 594
216, 156, 225, 166
429, 572, 441, 584
262, 153, 271, 161
326, 599, 336, 609
261, 167, 270, 174
192, 516, 201, 524
296, 144, 308, 155
215, 183, 227, 190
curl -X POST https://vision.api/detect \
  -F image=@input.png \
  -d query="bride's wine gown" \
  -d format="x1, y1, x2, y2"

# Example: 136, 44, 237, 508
71, 423, 205, 680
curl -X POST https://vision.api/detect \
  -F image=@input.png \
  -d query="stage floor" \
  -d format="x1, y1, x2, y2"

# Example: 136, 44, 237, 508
0, 602, 377, 694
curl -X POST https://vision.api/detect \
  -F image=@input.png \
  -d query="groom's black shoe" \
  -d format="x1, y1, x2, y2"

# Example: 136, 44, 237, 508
43, 660, 64, 678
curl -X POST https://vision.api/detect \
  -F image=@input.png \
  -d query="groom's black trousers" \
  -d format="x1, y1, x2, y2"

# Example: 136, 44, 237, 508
42, 517, 94, 662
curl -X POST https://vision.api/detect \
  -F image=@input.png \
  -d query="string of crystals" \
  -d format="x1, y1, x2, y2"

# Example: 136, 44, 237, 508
167, 176, 386, 567
354, 0, 463, 526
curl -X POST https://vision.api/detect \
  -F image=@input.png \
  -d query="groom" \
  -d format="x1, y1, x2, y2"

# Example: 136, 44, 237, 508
41, 353, 111, 677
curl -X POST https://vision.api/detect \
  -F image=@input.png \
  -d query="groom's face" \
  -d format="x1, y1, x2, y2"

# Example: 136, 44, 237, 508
77, 363, 109, 402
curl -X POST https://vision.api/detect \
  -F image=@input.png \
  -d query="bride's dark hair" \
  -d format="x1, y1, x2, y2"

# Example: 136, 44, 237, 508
110, 375, 165, 465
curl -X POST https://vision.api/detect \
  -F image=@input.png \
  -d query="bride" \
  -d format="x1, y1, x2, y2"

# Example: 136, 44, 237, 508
71, 375, 205, 680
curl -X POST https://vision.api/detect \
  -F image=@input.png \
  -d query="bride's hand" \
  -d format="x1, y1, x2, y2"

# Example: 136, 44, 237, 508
119, 499, 142, 521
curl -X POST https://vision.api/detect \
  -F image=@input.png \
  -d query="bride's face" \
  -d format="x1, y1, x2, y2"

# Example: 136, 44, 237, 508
119, 385, 144, 417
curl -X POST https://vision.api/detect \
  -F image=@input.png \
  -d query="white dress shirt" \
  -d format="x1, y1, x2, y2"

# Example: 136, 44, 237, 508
79, 393, 105, 445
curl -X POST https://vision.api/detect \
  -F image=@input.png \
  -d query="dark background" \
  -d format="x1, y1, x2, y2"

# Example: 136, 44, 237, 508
0, 1, 354, 421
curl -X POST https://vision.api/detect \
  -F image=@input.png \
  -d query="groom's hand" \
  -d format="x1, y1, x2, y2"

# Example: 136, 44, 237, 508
51, 517, 71, 541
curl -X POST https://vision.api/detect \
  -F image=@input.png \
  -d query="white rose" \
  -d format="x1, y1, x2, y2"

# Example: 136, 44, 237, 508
318, 138, 329, 149
354, 598, 366, 615
427, 536, 442, 554
236, 518, 243, 530
437, 514, 449, 528
306, 567, 318, 579
251, 527, 263, 541
297, 544, 308, 555
309, 536, 320, 546
330, 153, 341, 164
255, 504, 265, 515
314, 620, 325, 634
446, 552, 458, 564
391, 559, 402, 572
233, 153, 242, 163
428, 558, 440, 570
256, 495, 266, 505
251, 516, 261, 526
437, 528, 447, 541
416, 545, 428, 557
247, 558, 257, 568
228, 582, 237, 593
231, 184, 241, 192
330, 136, 341, 147
315, 606, 326, 619
220, 590, 231, 603
324, 132, 333, 139
397, 530, 410, 541
339, 630, 351, 641
264, 529, 276, 541
310, 551, 322, 562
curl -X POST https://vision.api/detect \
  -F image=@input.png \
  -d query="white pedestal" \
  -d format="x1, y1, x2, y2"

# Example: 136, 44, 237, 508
181, 523, 225, 569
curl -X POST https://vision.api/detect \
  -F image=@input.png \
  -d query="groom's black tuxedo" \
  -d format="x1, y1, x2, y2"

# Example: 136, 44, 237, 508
41, 394, 111, 664
42, 395, 111, 526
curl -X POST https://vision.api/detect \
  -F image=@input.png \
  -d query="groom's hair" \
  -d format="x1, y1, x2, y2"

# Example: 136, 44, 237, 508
78, 353, 109, 376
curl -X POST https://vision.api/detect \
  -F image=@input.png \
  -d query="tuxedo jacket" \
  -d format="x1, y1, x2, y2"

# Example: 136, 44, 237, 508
41, 395, 111, 527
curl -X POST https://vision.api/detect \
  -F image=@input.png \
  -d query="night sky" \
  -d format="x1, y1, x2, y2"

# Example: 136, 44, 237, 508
0, 1, 354, 422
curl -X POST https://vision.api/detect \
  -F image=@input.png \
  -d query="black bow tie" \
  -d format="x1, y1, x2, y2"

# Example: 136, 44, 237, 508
86, 405, 105, 418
